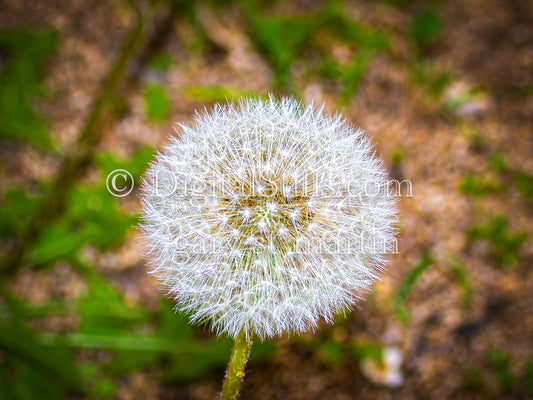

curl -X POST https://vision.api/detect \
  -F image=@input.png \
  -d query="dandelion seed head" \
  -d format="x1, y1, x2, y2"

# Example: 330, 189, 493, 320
141, 97, 397, 339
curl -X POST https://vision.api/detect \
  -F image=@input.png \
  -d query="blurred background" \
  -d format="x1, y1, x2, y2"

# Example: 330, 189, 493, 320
1, 0, 532, 399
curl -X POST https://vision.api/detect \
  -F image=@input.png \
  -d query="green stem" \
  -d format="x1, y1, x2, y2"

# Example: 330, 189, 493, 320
219, 329, 252, 400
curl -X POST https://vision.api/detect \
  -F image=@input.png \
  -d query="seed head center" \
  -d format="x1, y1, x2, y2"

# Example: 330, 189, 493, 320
214, 178, 315, 250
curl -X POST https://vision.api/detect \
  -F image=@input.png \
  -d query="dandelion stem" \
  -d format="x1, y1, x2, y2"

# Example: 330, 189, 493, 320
219, 329, 252, 400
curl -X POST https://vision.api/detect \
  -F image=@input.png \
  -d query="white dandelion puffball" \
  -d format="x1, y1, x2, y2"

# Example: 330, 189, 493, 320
141, 97, 396, 339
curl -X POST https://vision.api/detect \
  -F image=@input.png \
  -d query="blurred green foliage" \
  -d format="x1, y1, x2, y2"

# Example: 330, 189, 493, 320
524, 360, 533, 395
447, 257, 473, 310
485, 348, 515, 393
318, 2, 389, 104
147, 52, 173, 73
0, 29, 57, 150
320, 49, 376, 105
460, 365, 486, 393
459, 174, 503, 197
31, 146, 153, 266
183, 84, 266, 103
242, 0, 388, 102
70, 273, 272, 382
459, 152, 531, 270
393, 253, 433, 324
491, 154, 533, 203
243, 2, 317, 92
352, 340, 385, 364
460, 349, 533, 396
407, 7, 451, 97
320, 3, 388, 48
307, 327, 388, 373
0, 187, 41, 239
143, 82, 171, 123
467, 215, 528, 269
316, 340, 345, 365
410, 62, 450, 97
1, 269, 274, 399
0, 301, 84, 399
410, 8, 443, 53
1, 0, 531, 397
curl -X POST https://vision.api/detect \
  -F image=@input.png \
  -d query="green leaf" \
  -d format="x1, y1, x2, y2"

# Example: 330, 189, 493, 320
320, 50, 376, 105
0, 29, 57, 149
490, 154, 509, 174
96, 145, 154, 184
410, 9, 443, 49
156, 300, 232, 381
77, 273, 147, 336
0, 359, 16, 400
12, 360, 65, 400
524, 360, 533, 394
143, 82, 171, 123
183, 85, 266, 103
393, 253, 433, 324
0, 186, 41, 239
490, 154, 533, 202
319, 3, 389, 49
162, 338, 233, 382
0, 313, 83, 396
155, 299, 194, 340
459, 174, 503, 197
30, 184, 136, 264
352, 340, 383, 363
244, 3, 317, 90
339, 49, 375, 104
511, 169, 533, 202
317, 340, 345, 365
44, 295, 275, 381
28, 219, 86, 264
148, 52, 173, 72
76, 273, 157, 373
249, 340, 276, 362
485, 348, 515, 392
316, 3, 388, 104
447, 257, 473, 310
467, 215, 528, 268
29, 147, 153, 265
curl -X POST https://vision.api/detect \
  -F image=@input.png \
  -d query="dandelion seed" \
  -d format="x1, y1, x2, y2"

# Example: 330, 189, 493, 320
141, 97, 396, 340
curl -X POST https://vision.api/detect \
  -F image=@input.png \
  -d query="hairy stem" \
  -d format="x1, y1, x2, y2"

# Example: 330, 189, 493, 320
219, 329, 252, 400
